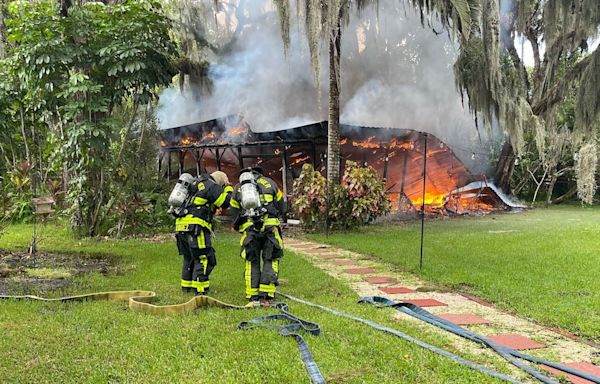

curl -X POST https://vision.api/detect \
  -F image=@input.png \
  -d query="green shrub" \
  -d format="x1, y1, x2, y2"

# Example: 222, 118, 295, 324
3, 160, 33, 223
292, 162, 391, 230
105, 190, 172, 237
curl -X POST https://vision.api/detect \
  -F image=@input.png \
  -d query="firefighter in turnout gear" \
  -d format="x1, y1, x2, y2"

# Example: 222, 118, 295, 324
171, 171, 232, 295
230, 167, 287, 304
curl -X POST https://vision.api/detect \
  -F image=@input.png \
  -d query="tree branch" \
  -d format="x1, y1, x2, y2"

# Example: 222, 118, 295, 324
532, 53, 592, 115
551, 185, 577, 204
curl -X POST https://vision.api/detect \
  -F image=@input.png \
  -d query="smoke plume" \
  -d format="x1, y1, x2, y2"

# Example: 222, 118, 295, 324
157, 0, 501, 174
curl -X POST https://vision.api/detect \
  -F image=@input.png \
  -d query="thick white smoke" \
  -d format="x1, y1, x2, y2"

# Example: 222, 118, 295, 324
157, 0, 501, 174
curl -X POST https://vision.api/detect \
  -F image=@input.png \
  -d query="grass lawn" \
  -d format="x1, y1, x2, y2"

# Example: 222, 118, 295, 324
0, 223, 516, 383
310, 204, 600, 343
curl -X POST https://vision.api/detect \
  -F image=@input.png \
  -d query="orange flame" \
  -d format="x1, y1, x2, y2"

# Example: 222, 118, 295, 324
352, 136, 381, 149
389, 138, 414, 150
181, 136, 193, 145
411, 192, 446, 208
291, 155, 310, 165
229, 127, 245, 135
348, 137, 416, 150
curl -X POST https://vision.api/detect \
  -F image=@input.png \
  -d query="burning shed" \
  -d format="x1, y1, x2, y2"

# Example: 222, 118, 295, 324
158, 115, 516, 215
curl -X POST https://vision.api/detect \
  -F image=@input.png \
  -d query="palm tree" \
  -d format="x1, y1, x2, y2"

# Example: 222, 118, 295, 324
274, 0, 476, 183
286, 0, 599, 203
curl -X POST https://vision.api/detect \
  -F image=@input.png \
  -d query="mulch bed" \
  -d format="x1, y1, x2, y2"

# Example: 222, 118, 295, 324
0, 250, 118, 295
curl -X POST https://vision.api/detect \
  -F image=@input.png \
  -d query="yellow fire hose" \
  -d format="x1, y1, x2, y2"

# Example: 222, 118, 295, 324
0, 291, 249, 313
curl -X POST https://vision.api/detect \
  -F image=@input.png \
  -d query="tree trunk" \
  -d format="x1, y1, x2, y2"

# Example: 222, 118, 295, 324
19, 106, 30, 165
115, 102, 139, 166
531, 167, 548, 206
0, 143, 10, 170
327, 20, 341, 184
0, 0, 7, 59
551, 185, 577, 204
59, 0, 72, 17
545, 172, 558, 206
494, 140, 515, 194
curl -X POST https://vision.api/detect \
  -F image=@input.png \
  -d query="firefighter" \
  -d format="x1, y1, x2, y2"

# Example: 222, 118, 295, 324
171, 171, 232, 295
229, 167, 287, 305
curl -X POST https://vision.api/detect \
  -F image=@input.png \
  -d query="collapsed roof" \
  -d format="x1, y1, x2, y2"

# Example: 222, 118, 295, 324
159, 115, 518, 215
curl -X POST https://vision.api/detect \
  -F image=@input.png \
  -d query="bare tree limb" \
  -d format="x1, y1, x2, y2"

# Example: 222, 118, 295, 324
532, 53, 592, 115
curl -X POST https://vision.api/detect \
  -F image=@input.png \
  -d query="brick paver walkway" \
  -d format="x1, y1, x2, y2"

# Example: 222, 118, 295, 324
285, 237, 600, 384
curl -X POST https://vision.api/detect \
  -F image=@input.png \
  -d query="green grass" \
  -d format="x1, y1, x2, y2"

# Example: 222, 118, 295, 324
24, 267, 73, 279
0, 224, 516, 383
310, 205, 600, 343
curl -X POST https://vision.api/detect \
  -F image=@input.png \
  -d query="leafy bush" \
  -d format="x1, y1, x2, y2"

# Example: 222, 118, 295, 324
292, 161, 391, 230
106, 190, 173, 237
2, 0, 176, 237
292, 163, 327, 226
3, 160, 33, 223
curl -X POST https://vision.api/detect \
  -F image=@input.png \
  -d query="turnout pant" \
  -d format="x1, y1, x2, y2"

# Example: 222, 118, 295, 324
240, 227, 284, 299
176, 228, 216, 294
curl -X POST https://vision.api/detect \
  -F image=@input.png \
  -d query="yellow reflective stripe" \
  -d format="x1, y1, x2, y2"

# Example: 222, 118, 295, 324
260, 194, 274, 203
193, 197, 208, 206
257, 178, 271, 188
181, 280, 193, 288
214, 189, 229, 207
192, 281, 207, 292
200, 256, 208, 274
175, 221, 195, 232
197, 232, 206, 248
230, 198, 240, 208
239, 232, 247, 246
276, 189, 283, 201
273, 229, 283, 249
272, 259, 279, 274
245, 260, 257, 298
239, 221, 253, 232
241, 248, 246, 259
175, 215, 212, 231
259, 284, 276, 294
224, 185, 233, 193
192, 280, 209, 290
263, 218, 280, 227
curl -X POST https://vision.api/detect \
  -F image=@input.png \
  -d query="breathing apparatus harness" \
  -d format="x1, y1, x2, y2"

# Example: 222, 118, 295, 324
238, 171, 267, 228
167, 173, 197, 218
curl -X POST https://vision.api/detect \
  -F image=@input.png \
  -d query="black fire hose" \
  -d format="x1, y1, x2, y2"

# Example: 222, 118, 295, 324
360, 296, 600, 384
277, 292, 521, 384
238, 302, 326, 384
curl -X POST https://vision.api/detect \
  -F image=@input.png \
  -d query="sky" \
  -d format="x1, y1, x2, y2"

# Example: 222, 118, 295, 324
517, 35, 600, 67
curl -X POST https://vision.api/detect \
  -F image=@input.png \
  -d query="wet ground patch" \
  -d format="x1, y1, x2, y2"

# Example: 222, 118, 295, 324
0, 250, 119, 295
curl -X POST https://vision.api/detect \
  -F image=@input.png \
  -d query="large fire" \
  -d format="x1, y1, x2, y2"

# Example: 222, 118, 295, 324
160, 121, 507, 217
